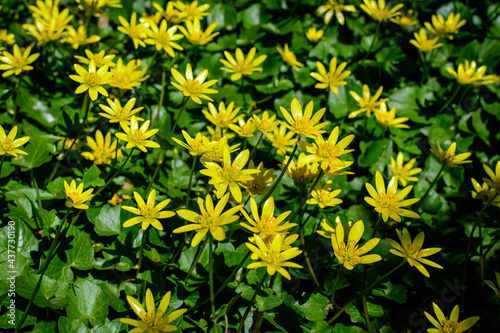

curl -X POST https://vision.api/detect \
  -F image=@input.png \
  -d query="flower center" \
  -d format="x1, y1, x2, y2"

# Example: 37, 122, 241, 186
140, 204, 156, 218
220, 165, 241, 183
214, 114, 230, 128
293, 115, 313, 133
131, 129, 145, 143
317, 142, 340, 159
318, 190, 331, 203
199, 212, 217, 227
67, 192, 80, 204
378, 193, 398, 210
156, 31, 171, 45
185, 79, 201, 94
12, 57, 26, 68
1, 138, 14, 151
85, 72, 100, 87
337, 242, 362, 267
112, 72, 131, 87
406, 244, 423, 259
442, 320, 462, 333
129, 25, 143, 39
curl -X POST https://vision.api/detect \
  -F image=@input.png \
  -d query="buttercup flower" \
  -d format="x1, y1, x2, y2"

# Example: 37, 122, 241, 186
179, 18, 219, 45
279, 153, 320, 184
391, 9, 418, 26
99, 98, 144, 126
0, 44, 40, 77
144, 19, 183, 57
241, 161, 274, 197
122, 190, 176, 231
174, 193, 243, 247
276, 44, 303, 71
389, 152, 422, 186
410, 28, 443, 52
120, 288, 187, 333
172, 130, 216, 156
246, 234, 303, 280
0, 29, 16, 51
171, 63, 218, 104
0, 125, 30, 157
305, 27, 324, 42
424, 303, 479, 333
200, 137, 240, 164
446, 60, 496, 86
317, 216, 350, 239
69, 60, 112, 101
279, 98, 329, 139
220, 47, 267, 81
306, 180, 342, 208
229, 118, 257, 138
61, 25, 100, 49
118, 12, 147, 48
360, 0, 404, 22
386, 227, 443, 277
153, 1, 182, 24
424, 13, 466, 39
265, 124, 297, 156
317, 0, 356, 25
202, 101, 241, 129
109, 58, 149, 90
470, 178, 500, 206
64, 180, 94, 210
374, 102, 410, 129
483, 161, 500, 194
115, 116, 160, 153
173, 0, 210, 22
81, 130, 122, 165
253, 111, 278, 134
310, 57, 351, 94
348, 85, 388, 118
331, 220, 381, 270
429, 142, 472, 168
74, 49, 116, 68
108, 193, 131, 206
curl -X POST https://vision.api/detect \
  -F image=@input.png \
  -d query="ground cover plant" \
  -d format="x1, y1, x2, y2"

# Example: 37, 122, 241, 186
0, 0, 499, 332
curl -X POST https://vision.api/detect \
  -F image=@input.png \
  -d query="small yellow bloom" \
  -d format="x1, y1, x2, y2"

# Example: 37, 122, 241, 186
172, 130, 216, 156
279, 98, 329, 139
389, 152, 422, 186
306, 180, 342, 208
23, 0, 73, 46
229, 118, 257, 138
348, 85, 388, 118
316, 0, 356, 25
331, 220, 381, 270
305, 27, 324, 43
429, 142, 472, 168
241, 161, 274, 197
424, 303, 479, 333
115, 116, 160, 153
0, 29, 15, 51
61, 25, 100, 49
99, 98, 144, 126
202, 101, 242, 129
410, 28, 443, 52
179, 18, 219, 45
174, 193, 243, 247
424, 12, 466, 39
360, 0, 404, 22
170, 63, 218, 104
55, 136, 79, 151
485, 271, 500, 299
74, 49, 116, 68
220, 47, 267, 81
279, 153, 320, 184
0, 125, 30, 157
374, 102, 410, 129
200, 137, 240, 164
118, 12, 147, 49
69, 60, 112, 101
276, 44, 303, 71
310, 57, 351, 94
253, 111, 278, 134
120, 288, 187, 333
153, 1, 182, 24
121, 190, 175, 231
0, 45, 40, 77
108, 193, 131, 206
144, 19, 184, 57
364, 171, 420, 222
246, 234, 303, 280
324, 160, 354, 178
109, 58, 149, 90
81, 130, 122, 165
386, 227, 443, 277
391, 9, 418, 27
446, 60, 496, 85
265, 124, 297, 156
64, 180, 94, 210
317, 216, 351, 239
470, 178, 500, 206
483, 161, 500, 194
173, 0, 210, 22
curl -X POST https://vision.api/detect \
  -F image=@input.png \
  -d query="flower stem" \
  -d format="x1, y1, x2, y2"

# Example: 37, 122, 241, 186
185, 155, 198, 207
419, 50, 429, 86
437, 85, 462, 113
327, 261, 405, 324
15, 209, 72, 333
0, 155, 5, 186
288, 169, 324, 225
329, 266, 344, 307
12, 77, 21, 125
240, 77, 247, 106
370, 215, 383, 239
416, 163, 446, 210
209, 235, 218, 332
236, 273, 268, 333
184, 236, 209, 282
299, 221, 322, 290
136, 228, 148, 273
144, 151, 165, 195
93, 148, 134, 198
151, 65, 167, 129
362, 294, 374, 332
171, 96, 189, 134
249, 132, 264, 162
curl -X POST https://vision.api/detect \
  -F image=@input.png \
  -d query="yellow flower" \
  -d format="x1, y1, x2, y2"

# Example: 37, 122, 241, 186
170, 63, 218, 104
240, 197, 295, 241
115, 116, 160, 153
246, 234, 303, 280
485, 271, 500, 299
483, 162, 500, 194
61, 25, 100, 49
317, 216, 350, 239
391, 9, 418, 27
174, 193, 243, 247
298, 126, 355, 171
55, 136, 80, 150
446, 60, 497, 86
0, 125, 30, 157
424, 13, 466, 39
265, 124, 297, 156
389, 152, 422, 187
81, 130, 122, 165
386, 228, 443, 277
229, 118, 257, 138
220, 47, 267, 81
424, 303, 479, 333
202, 101, 242, 129
0, 29, 15, 51
121, 190, 175, 231
364, 171, 420, 222
108, 193, 131, 206
310, 57, 351, 94
471, 178, 500, 207
118, 12, 147, 49
144, 19, 183, 57
279, 153, 320, 184
153, 1, 182, 24
179, 18, 219, 45
99, 98, 144, 126
410, 28, 443, 52
348, 85, 388, 118
173, 0, 210, 22
200, 136, 240, 164
429, 142, 472, 168
305, 27, 324, 42
0, 45, 40, 77
200, 147, 258, 202
172, 130, 216, 156
253, 111, 278, 134
360, 0, 404, 22
69, 60, 112, 101
120, 288, 187, 333
74, 49, 115, 68
331, 220, 381, 270
241, 161, 274, 197
109, 58, 149, 90
276, 44, 303, 71
324, 160, 354, 178
279, 98, 329, 139
306, 180, 342, 208
23, 0, 73, 46
374, 102, 410, 129
64, 180, 94, 210
316, 0, 356, 25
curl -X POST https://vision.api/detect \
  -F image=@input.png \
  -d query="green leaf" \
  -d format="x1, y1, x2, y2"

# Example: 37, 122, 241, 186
472, 110, 490, 146
256, 288, 282, 311
33, 321, 57, 333
66, 278, 109, 326
358, 138, 393, 173
90, 319, 128, 333
216, 243, 249, 267
94, 205, 122, 237
16, 273, 69, 309
82, 165, 105, 188
58, 317, 90, 333
372, 281, 408, 303
65, 225, 94, 270
333, 323, 368, 332
293, 293, 328, 321
11, 136, 55, 171
5, 188, 54, 202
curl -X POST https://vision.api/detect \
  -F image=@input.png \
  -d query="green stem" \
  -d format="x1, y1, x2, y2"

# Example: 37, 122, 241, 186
144, 151, 165, 195
419, 50, 428, 85
184, 236, 209, 282
93, 148, 134, 198
0, 154, 5, 184
185, 155, 197, 207
15, 209, 72, 332
240, 77, 247, 106
329, 267, 344, 307
12, 77, 21, 125
209, 235, 217, 332
249, 132, 264, 161
416, 163, 446, 210
370, 215, 383, 239
299, 221, 322, 290
363, 294, 374, 332
171, 96, 189, 134
288, 169, 324, 225
151, 65, 167, 129
437, 85, 462, 113
236, 273, 267, 333
137, 228, 148, 273
327, 261, 405, 324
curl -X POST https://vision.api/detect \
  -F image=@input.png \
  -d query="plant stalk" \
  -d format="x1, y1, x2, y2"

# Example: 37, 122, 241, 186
209, 235, 217, 332
416, 163, 446, 210
236, 273, 267, 333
